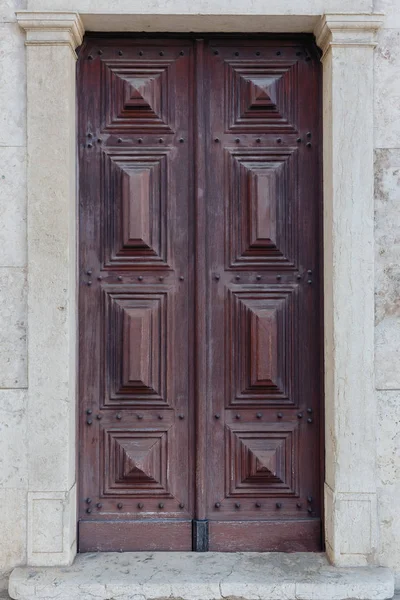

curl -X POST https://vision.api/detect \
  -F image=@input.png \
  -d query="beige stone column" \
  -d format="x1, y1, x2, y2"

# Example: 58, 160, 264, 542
314, 14, 383, 567
16, 12, 84, 567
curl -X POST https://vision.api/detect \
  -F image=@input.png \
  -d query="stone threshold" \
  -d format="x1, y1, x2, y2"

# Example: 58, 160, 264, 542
9, 552, 394, 600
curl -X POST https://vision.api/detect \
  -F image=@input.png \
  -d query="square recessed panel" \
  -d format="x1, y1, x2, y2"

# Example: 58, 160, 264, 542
102, 150, 170, 269
103, 428, 172, 497
226, 287, 298, 406
225, 148, 298, 269
104, 291, 168, 407
225, 60, 299, 132
101, 60, 175, 132
225, 423, 299, 497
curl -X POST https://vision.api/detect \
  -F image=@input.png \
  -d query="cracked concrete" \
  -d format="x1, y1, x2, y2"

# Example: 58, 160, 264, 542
8, 552, 394, 600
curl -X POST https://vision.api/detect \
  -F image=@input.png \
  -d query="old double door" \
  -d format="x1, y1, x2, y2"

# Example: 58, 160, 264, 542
78, 35, 322, 552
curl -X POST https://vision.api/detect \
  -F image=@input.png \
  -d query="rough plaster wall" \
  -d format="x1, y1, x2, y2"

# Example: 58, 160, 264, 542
374, 0, 400, 588
0, 0, 28, 588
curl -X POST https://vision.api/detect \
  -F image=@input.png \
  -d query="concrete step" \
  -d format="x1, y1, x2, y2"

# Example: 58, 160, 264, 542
9, 552, 394, 600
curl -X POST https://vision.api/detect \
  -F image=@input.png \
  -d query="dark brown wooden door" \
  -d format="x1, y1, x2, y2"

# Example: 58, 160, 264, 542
78, 35, 322, 553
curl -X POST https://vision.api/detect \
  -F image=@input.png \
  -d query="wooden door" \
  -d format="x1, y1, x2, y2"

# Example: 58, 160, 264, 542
78, 35, 322, 553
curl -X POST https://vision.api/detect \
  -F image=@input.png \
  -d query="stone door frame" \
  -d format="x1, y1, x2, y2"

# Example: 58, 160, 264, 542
15, 9, 382, 568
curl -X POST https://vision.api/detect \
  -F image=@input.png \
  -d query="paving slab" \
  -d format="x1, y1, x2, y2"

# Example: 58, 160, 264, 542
9, 552, 395, 600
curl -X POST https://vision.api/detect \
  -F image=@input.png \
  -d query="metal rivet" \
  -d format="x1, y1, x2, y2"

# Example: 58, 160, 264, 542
276, 51, 281, 56
297, 137, 302, 143
179, 276, 184, 281
97, 276, 102, 281
308, 496, 313, 502
235, 51, 239, 56
307, 418, 313, 423
118, 275, 122, 281
235, 502, 241, 509
235, 138, 240, 143
139, 51, 143, 56
255, 502, 261, 508
138, 276, 143, 281
307, 270, 312, 275
159, 138, 163, 143
215, 502, 221, 508
86, 419, 92, 425
179, 138, 184, 143
276, 502, 282, 508
158, 414, 163, 420
277, 412, 283, 419
138, 502, 144, 509
118, 50, 123, 56
159, 51, 164, 56
256, 275, 261, 280
180, 51, 184, 56
97, 138, 102, 143
307, 279, 312, 284
88, 55, 93, 60
118, 138, 122, 143
277, 138, 282, 143
296, 51, 302, 56
235, 414, 241, 419
307, 132, 312, 138
87, 133, 93, 138
306, 142, 312, 148
256, 51, 260, 56
87, 143, 93, 148
214, 50, 219, 55
276, 274, 282, 280
256, 412, 262, 419
296, 273, 302, 279
308, 507, 313, 513
117, 503, 123, 509
116, 413, 122, 420
179, 503, 185, 508
87, 280, 92, 286
86, 507, 92, 513
297, 502, 302, 508
137, 414, 143, 420
215, 274, 220, 280
235, 275, 240, 280
159, 276, 164, 281
178, 414, 184, 420
159, 502, 164, 509
214, 138, 220, 143
214, 413, 220, 419
138, 138, 143, 144
96, 503, 102, 509
256, 138, 261, 143
86, 409, 92, 415
307, 408, 312, 413
297, 412, 303, 419
86, 498, 92, 504
96, 414, 102, 420
98, 50, 103, 55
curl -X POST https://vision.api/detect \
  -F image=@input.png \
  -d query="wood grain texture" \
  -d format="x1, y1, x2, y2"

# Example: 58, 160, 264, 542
78, 35, 322, 552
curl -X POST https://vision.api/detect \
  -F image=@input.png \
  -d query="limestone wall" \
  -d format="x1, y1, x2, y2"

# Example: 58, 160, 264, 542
0, 0, 399, 587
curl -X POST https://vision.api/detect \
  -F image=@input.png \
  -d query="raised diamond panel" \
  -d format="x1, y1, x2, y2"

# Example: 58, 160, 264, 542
225, 424, 299, 497
101, 61, 174, 132
225, 60, 298, 132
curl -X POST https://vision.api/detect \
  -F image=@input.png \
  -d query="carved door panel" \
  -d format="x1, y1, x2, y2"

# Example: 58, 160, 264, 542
78, 38, 195, 551
204, 38, 322, 551
78, 36, 322, 553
